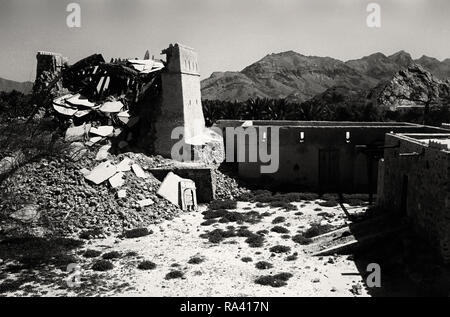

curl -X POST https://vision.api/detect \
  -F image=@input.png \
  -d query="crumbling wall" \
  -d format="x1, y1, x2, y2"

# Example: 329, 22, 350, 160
35, 51, 67, 81
379, 133, 450, 263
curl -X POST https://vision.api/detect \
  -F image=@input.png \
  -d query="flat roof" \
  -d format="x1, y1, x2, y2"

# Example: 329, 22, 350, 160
216, 120, 422, 128
388, 133, 450, 151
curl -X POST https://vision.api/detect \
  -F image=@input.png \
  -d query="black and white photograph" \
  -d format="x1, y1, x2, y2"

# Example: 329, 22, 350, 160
0, 0, 450, 303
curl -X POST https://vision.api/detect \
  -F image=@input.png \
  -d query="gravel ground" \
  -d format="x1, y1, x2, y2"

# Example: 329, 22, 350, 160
0, 200, 372, 297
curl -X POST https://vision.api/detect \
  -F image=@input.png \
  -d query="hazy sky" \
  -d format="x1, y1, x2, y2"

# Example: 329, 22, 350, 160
0, 0, 449, 82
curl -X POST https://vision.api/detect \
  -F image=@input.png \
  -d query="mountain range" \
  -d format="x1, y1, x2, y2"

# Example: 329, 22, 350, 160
201, 50, 450, 103
0, 77, 33, 94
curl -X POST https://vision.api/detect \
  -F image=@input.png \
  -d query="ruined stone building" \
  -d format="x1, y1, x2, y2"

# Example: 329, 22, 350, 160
33, 44, 450, 263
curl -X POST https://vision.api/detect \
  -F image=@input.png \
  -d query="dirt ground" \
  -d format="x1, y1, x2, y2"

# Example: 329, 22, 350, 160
0, 199, 376, 297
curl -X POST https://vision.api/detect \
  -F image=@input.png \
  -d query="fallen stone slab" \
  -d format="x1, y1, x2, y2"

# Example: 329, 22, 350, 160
66, 94, 97, 108
137, 199, 154, 207
117, 189, 127, 198
150, 167, 215, 203
99, 101, 124, 113
95, 144, 111, 161
53, 94, 77, 116
109, 172, 125, 188
117, 111, 130, 124
9, 204, 40, 223
86, 136, 102, 147
67, 142, 87, 161
114, 128, 123, 137
116, 158, 132, 172
84, 161, 117, 185
79, 168, 90, 176
312, 225, 406, 256
157, 171, 196, 209
90, 126, 114, 137
74, 109, 92, 118
53, 103, 78, 116
0, 152, 25, 180
132, 164, 148, 179
65, 123, 91, 142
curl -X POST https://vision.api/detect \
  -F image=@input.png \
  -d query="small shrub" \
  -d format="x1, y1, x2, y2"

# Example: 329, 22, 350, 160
299, 193, 319, 201
188, 257, 205, 265
200, 228, 236, 244
102, 251, 121, 260
318, 212, 335, 218
218, 211, 245, 223
0, 280, 23, 294
245, 234, 265, 248
79, 228, 103, 240
255, 261, 273, 270
165, 270, 184, 280
269, 245, 291, 253
126, 251, 138, 257
209, 199, 237, 210
303, 223, 334, 238
236, 228, 253, 237
255, 202, 266, 208
241, 257, 253, 263
274, 193, 300, 202
273, 272, 293, 281
124, 228, 151, 239
252, 191, 274, 203
92, 260, 114, 271
237, 192, 254, 202
272, 216, 286, 224
201, 219, 217, 226
292, 234, 313, 245
294, 212, 304, 216
255, 272, 293, 288
285, 254, 298, 261
203, 209, 229, 219
271, 226, 290, 234
281, 235, 291, 239
138, 261, 156, 270
83, 249, 102, 258
318, 200, 339, 207
268, 201, 297, 211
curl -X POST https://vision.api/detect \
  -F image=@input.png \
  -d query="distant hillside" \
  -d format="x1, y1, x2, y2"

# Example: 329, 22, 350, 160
201, 50, 450, 103
307, 64, 450, 112
0, 77, 33, 94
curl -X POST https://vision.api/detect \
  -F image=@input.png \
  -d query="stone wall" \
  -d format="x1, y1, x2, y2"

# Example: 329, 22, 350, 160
216, 120, 448, 193
379, 133, 450, 263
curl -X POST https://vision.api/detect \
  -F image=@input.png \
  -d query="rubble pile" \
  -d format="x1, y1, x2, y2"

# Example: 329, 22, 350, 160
0, 47, 247, 239
34, 52, 165, 155
213, 167, 250, 200
0, 150, 183, 238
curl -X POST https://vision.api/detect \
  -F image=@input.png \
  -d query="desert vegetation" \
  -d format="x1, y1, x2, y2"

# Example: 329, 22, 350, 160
203, 96, 450, 127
